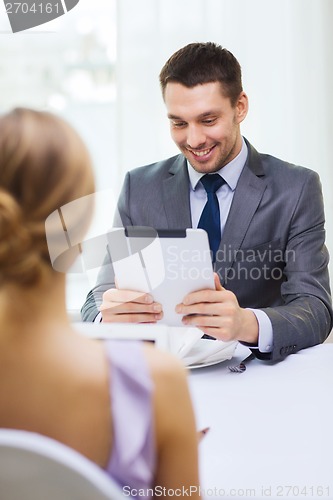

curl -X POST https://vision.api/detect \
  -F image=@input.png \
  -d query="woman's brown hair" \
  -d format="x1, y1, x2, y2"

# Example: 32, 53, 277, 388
0, 108, 95, 286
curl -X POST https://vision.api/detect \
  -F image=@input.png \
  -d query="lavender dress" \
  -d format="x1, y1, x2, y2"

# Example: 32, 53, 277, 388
104, 340, 156, 494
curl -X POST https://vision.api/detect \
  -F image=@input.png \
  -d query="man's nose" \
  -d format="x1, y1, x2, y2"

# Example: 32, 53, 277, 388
186, 125, 206, 149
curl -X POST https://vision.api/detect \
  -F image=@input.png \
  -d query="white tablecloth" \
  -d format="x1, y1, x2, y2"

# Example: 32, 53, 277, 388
189, 343, 333, 499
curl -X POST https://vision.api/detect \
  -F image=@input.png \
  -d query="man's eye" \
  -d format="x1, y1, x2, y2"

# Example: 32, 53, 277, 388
202, 119, 216, 125
172, 121, 186, 128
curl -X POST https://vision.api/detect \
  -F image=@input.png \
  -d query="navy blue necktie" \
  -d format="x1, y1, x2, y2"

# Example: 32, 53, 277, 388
198, 174, 224, 262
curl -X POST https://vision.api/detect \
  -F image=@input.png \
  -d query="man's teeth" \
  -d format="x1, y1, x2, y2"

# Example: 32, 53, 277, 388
191, 148, 212, 157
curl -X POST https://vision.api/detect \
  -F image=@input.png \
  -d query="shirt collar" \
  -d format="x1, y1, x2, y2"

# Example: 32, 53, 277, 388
187, 137, 248, 192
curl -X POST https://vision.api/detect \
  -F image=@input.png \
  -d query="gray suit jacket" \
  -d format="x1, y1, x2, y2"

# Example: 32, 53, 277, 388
81, 140, 333, 361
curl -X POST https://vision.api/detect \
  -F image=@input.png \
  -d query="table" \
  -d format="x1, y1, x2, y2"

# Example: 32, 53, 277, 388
189, 343, 333, 499
73, 322, 333, 499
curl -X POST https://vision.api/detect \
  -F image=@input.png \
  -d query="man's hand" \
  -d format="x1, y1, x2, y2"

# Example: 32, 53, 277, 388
175, 273, 259, 344
100, 288, 163, 323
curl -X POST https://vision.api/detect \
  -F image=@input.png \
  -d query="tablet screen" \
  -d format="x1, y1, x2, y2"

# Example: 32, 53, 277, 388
107, 227, 214, 326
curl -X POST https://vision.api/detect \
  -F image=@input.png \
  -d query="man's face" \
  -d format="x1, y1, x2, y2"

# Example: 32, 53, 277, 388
164, 81, 248, 173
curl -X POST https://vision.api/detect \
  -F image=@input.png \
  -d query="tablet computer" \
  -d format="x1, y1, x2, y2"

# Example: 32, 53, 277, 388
107, 227, 215, 326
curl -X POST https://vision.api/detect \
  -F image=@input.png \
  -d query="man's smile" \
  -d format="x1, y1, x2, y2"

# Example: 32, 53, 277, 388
186, 145, 216, 159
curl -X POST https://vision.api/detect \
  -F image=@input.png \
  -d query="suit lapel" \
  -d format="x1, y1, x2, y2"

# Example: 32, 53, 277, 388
218, 142, 267, 283
159, 145, 267, 280
162, 155, 192, 229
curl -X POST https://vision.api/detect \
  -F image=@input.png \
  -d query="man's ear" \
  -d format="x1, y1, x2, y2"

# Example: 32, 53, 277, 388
235, 92, 249, 124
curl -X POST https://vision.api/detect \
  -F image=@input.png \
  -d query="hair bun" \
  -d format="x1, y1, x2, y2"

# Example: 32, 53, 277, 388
0, 189, 41, 285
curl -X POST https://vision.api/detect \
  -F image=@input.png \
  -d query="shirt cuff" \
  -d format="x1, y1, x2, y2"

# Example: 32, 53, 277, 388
246, 308, 273, 353
94, 312, 103, 323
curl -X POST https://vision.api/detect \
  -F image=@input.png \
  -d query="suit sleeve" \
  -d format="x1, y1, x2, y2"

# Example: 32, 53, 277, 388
80, 173, 132, 321
258, 170, 333, 361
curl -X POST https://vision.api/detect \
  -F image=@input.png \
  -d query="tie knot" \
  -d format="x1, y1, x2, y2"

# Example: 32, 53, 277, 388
200, 173, 224, 194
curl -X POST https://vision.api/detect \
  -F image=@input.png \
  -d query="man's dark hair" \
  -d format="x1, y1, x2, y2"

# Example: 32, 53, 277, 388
159, 42, 243, 106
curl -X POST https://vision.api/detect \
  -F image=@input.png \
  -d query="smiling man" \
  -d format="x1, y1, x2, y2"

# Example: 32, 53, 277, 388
82, 42, 332, 362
